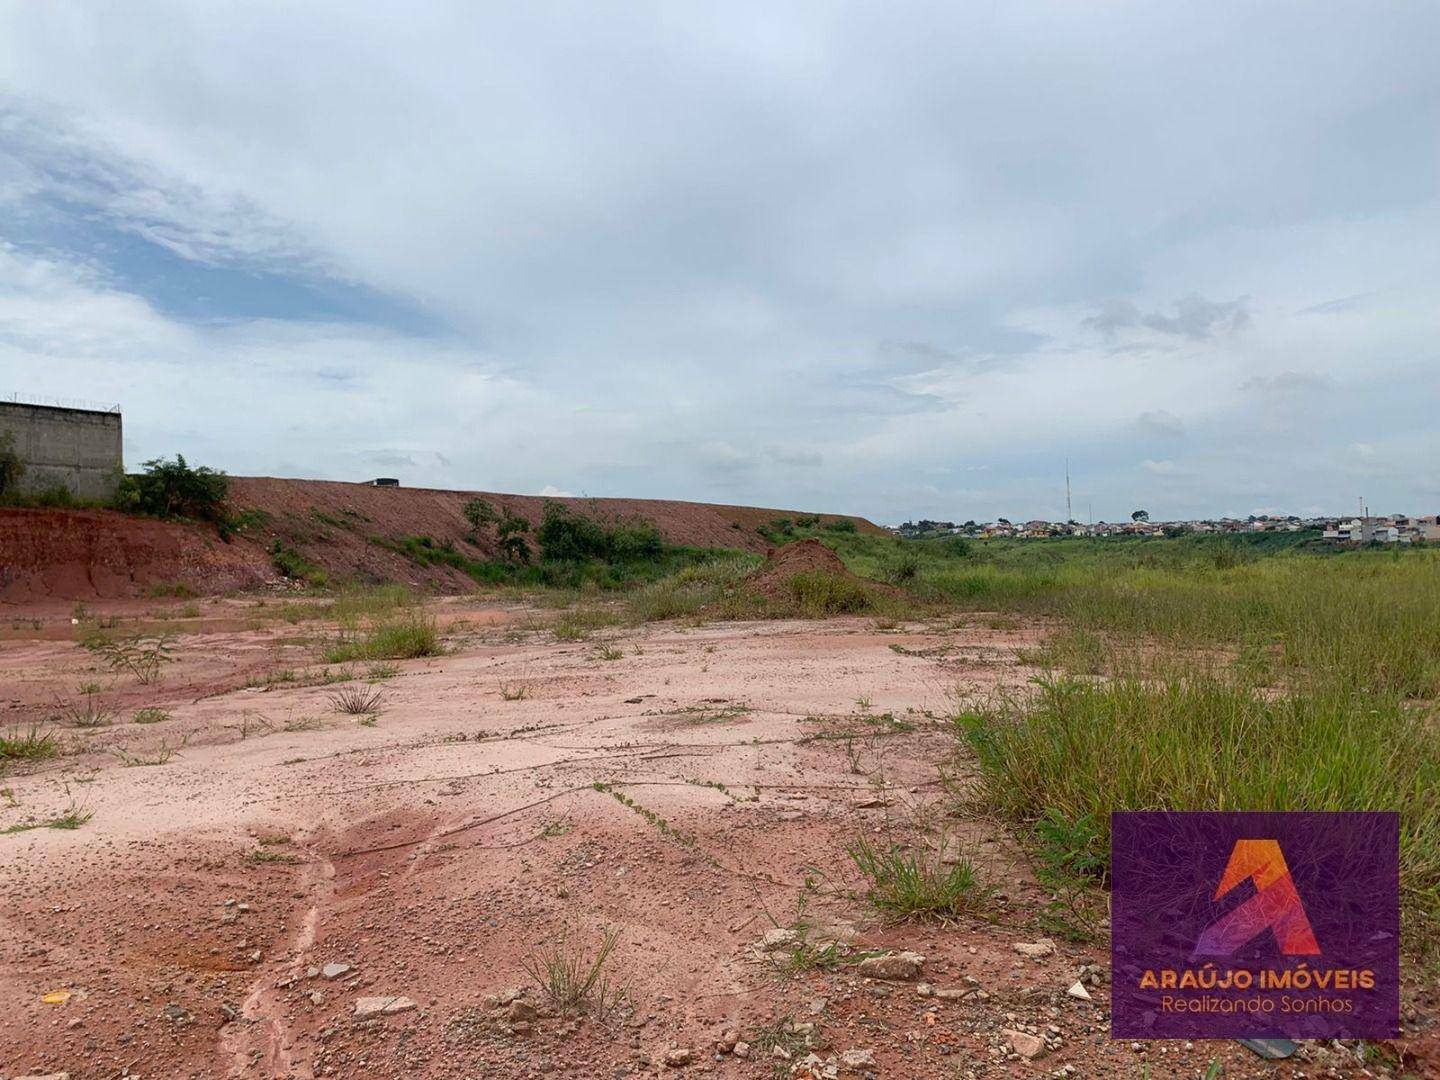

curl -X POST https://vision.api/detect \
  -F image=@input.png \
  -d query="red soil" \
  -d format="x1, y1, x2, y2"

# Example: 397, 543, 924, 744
0, 479, 883, 603
746, 537, 878, 600
0, 508, 270, 604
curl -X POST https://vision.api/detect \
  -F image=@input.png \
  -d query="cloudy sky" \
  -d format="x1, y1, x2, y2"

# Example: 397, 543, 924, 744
1, 3, 1436, 523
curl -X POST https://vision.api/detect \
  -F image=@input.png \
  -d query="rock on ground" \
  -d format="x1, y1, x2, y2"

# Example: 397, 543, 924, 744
856, 951, 925, 980
353, 995, 418, 1019
1003, 1028, 1046, 1059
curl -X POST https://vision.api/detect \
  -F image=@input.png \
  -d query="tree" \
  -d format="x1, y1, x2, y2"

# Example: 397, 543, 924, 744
462, 498, 499, 536
117, 455, 229, 522
0, 431, 25, 498
496, 513, 531, 563
1131, 509, 1150, 522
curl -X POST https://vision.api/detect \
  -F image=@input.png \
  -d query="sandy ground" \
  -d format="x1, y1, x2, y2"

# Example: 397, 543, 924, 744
0, 597, 1431, 1079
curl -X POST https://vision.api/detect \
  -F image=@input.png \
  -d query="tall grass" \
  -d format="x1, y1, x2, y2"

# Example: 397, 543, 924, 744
323, 607, 442, 663
960, 674, 1440, 947
623, 555, 757, 622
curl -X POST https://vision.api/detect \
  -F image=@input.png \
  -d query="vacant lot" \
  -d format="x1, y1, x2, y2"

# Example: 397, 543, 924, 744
2, 535, 1437, 1079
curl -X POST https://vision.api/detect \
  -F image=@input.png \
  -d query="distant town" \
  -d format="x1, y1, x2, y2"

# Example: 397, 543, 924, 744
894, 512, 1440, 545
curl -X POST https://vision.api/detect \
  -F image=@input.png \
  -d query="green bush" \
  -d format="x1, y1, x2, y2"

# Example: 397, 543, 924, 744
462, 498, 499, 534
271, 542, 328, 586
537, 502, 661, 563
117, 455, 229, 522
497, 513, 532, 562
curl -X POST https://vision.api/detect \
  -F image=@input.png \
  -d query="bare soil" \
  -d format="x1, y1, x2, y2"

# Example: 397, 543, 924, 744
0, 599, 1432, 1079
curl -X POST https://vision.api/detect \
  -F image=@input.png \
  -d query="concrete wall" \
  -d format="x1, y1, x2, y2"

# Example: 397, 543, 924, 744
0, 402, 123, 502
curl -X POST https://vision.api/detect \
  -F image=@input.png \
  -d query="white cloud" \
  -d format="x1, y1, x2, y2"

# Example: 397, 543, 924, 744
0, 3, 1436, 520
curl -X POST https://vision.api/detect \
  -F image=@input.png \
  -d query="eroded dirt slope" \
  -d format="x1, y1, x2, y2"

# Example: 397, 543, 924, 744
0, 479, 882, 602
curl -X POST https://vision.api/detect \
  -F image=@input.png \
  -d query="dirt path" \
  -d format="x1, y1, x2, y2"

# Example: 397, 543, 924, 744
0, 600, 1420, 1078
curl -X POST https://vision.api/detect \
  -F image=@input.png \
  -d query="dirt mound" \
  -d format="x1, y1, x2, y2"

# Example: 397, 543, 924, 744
0, 508, 271, 604
746, 537, 873, 600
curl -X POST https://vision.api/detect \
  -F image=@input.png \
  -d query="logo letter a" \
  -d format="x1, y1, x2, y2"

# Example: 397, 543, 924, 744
1192, 839, 1320, 957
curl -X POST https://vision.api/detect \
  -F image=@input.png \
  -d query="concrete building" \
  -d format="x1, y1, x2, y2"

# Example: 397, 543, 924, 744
0, 400, 123, 502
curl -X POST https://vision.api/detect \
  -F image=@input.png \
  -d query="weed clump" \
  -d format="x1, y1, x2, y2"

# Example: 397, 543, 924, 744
325, 609, 442, 663
330, 685, 385, 715
847, 836, 990, 920
522, 926, 624, 1017
0, 725, 59, 766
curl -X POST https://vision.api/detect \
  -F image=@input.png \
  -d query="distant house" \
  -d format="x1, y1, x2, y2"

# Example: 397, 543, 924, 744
367, 477, 400, 487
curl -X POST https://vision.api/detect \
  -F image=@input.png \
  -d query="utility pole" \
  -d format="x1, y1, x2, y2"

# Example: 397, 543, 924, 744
1065, 459, 1073, 524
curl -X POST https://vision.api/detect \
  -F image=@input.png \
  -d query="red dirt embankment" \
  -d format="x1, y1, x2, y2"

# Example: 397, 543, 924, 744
0, 508, 270, 604
0, 478, 883, 602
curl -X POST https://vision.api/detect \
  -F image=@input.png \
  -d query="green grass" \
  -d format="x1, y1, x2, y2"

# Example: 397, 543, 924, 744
323, 608, 442, 663
623, 554, 758, 622
375, 529, 735, 593
847, 836, 991, 921
3, 805, 92, 834
0, 725, 60, 766
960, 674, 1440, 948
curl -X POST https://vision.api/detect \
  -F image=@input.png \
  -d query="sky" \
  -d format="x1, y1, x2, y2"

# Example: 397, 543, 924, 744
0, 2, 1436, 525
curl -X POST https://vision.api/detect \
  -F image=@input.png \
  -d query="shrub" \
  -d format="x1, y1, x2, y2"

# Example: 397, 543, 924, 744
824, 519, 858, 534
887, 554, 920, 584
537, 502, 660, 563
116, 455, 229, 522
463, 497, 499, 534
537, 502, 611, 561
271, 542, 328, 586
497, 513, 532, 562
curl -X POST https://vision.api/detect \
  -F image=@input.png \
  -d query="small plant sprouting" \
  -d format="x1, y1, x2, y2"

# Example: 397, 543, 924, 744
500, 681, 532, 701
2, 788, 92, 835
133, 707, 172, 724
522, 926, 625, 1018
113, 736, 187, 767
595, 644, 625, 662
